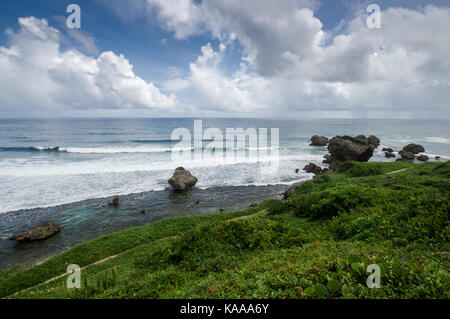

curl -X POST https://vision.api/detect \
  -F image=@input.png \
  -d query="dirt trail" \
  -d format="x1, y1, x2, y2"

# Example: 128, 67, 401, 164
387, 168, 410, 175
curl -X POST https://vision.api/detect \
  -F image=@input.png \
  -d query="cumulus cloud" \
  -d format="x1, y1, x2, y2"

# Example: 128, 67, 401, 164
0, 17, 177, 112
140, 1, 450, 116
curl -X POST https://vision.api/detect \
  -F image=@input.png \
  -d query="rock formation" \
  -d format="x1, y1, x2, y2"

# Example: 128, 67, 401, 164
168, 167, 198, 191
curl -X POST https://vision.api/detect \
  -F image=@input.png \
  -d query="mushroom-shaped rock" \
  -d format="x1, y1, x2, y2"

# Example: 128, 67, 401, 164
168, 167, 198, 191
327, 136, 375, 163
310, 135, 329, 146
402, 144, 425, 154
10, 222, 60, 241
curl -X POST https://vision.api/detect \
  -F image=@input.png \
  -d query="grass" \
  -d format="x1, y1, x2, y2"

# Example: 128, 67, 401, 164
1, 161, 449, 299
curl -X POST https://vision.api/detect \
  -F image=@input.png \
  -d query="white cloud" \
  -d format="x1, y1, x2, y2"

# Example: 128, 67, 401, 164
141, 2, 450, 116
0, 17, 177, 113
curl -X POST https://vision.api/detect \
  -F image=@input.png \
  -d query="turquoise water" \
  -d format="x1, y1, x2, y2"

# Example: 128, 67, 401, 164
0, 118, 449, 269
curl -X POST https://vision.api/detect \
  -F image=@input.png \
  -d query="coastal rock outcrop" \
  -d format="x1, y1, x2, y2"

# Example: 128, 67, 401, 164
168, 167, 198, 191
322, 154, 331, 164
417, 155, 429, 162
399, 151, 415, 161
367, 135, 381, 147
382, 148, 394, 153
310, 135, 329, 147
327, 136, 375, 163
402, 144, 425, 154
303, 163, 324, 175
10, 222, 60, 241
385, 152, 396, 158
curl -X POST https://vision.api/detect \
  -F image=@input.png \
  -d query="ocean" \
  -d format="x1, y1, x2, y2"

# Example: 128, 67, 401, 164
0, 118, 449, 269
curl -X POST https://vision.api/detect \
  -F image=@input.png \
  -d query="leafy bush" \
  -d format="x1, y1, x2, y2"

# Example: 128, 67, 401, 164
293, 185, 377, 219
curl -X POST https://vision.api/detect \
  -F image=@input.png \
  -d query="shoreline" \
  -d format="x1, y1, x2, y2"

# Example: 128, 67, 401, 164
1, 160, 448, 299
0, 183, 291, 271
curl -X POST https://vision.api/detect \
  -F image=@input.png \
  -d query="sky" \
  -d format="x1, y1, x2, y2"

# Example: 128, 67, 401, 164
0, 0, 449, 118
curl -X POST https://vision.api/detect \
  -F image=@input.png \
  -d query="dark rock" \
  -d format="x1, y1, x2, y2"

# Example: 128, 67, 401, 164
367, 135, 381, 147
303, 163, 324, 175
417, 155, 429, 162
382, 148, 394, 153
195, 200, 200, 205
322, 154, 331, 164
327, 136, 375, 163
399, 151, 415, 161
249, 203, 258, 208
283, 181, 304, 200
10, 222, 60, 241
220, 208, 225, 212
168, 167, 198, 191
140, 208, 146, 214
385, 152, 396, 158
328, 161, 340, 172
310, 135, 329, 146
355, 135, 367, 141
435, 156, 441, 160
295, 168, 300, 174
108, 196, 120, 207
402, 144, 425, 154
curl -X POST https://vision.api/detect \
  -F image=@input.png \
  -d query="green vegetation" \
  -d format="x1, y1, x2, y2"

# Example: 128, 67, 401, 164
1, 161, 449, 299
337, 135, 368, 145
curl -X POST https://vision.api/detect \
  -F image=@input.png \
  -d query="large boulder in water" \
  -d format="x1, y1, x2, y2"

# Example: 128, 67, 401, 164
168, 167, 198, 191
403, 144, 425, 154
10, 222, 60, 241
327, 136, 375, 163
310, 135, 329, 147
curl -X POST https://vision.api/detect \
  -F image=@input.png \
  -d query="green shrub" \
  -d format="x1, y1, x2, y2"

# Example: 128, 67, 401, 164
293, 185, 377, 219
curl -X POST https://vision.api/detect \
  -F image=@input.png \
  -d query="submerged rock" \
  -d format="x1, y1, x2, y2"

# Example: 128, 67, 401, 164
10, 222, 60, 241
168, 167, 198, 191
382, 148, 394, 153
310, 135, 329, 146
402, 144, 425, 154
108, 196, 120, 207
